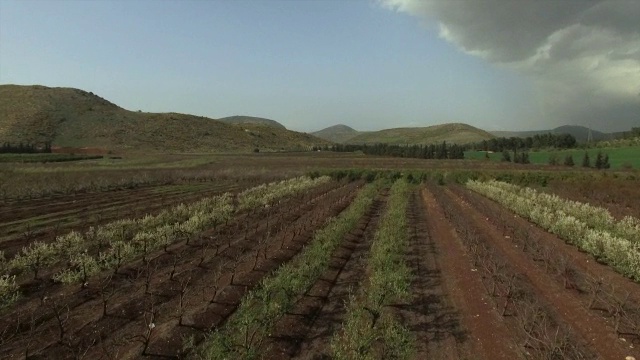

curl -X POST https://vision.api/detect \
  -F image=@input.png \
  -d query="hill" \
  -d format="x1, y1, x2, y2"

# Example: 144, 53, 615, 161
491, 125, 611, 142
311, 124, 361, 143
218, 115, 286, 130
0, 85, 328, 152
345, 123, 494, 145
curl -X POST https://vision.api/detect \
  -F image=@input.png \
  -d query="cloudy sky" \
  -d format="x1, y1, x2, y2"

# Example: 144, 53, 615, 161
1, 0, 638, 132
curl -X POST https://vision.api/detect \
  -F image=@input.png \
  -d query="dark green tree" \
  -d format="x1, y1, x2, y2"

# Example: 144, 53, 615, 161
501, 149, 511, 162
594, 152, 604, 169
582, 152, 590, 168
563, 154, 574, 167
602, 154, 610, 169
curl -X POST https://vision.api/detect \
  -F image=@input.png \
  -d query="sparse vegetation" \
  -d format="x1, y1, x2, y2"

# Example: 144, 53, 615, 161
0, 85, 328, 152
331, 179, 413, 359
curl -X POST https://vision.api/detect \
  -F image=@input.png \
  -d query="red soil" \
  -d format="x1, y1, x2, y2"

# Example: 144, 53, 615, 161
447, 185, 639, 359
265, 190, 388, 359
4, 180, 638, 359
421, 186, 520, 360
0, 181, 359, 359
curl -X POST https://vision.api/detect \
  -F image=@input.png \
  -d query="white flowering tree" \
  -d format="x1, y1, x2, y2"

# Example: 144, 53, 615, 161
467, 180, 640, 281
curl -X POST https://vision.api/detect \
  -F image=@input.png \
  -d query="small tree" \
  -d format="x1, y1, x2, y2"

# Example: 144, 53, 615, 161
11, 242, 55, 279
501, 150, 511, 162
563, 154, 574, 167
548, 153, 558, 166
582, 152, 590, 168
603, 154, 610, 169
594, 152, 604, 169
514, 151, 530, 164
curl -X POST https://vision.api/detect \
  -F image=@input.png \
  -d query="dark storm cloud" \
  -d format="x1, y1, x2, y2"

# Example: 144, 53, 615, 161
383, 0, 640, 131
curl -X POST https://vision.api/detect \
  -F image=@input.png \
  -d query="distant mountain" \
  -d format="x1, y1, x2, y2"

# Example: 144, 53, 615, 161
345, 123, 494, 145
0, 85, 328, 152
491, 125, 612, 142
311, 124, 361, 143
218, 115, 286, 130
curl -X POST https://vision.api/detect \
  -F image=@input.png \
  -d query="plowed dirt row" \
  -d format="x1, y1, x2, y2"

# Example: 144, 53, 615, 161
0, 181, 241, 222
392, 190, 470, 359
8, 181, 346, 297
451, 185, 640, 350
263, 190, 388, 359
0, 183, 232, 229
451, 184, 640, 307
545, 179, 640, 220
0, 181, 360, 359
0, 182, 245, 251
421, 186, 520, 360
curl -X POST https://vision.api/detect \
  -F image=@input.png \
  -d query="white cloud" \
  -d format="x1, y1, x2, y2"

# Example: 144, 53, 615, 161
382, 0, 640, 131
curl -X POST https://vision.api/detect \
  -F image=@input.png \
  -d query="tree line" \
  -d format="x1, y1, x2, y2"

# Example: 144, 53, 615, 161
471, 133, 577, 152
0, 142, 52, 154
555, 151, 610, 169
318, 141, 465, 159
619, 127, 640, 139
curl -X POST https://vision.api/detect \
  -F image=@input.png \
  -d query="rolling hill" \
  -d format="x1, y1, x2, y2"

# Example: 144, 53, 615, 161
218, 115, 286, 130
491, 125, 611, 142
311, 124, 361, 143
344, 123, 494, 145
0, 85, 328, 152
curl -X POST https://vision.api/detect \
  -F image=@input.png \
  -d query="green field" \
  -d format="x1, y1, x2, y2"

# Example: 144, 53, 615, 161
465, 146, 640, 169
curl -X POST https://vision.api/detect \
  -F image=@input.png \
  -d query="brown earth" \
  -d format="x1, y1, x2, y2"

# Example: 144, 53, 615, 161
445, 184, 640, 359
51, 147, 110, 155
545, 178, 640, 220
421, 186, 521, 360
0, 181, 249, 257
264, 189, 388, 359
3, 177, 639, 360
391, 190, 471, 359
0, 180, 359, 359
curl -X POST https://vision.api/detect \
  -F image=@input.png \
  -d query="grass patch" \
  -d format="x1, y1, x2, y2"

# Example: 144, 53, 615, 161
465, 146, 640, 169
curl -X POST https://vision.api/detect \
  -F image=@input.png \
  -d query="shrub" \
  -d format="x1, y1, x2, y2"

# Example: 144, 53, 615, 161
563, 154, 574, 167
582, 152, 590, 168
501, 150, 511, 162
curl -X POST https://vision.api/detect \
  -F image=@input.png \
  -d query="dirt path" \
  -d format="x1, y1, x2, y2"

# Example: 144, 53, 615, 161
264, 190, 388, 359
391, 190, 471, 359
421, 186, 521, 360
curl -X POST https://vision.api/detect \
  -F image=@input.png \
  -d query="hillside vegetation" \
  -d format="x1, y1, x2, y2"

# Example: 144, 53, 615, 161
218, 115, 286, 130
0, 85, 327, 153
311, 124, 361, 143
345, 123, 494, 145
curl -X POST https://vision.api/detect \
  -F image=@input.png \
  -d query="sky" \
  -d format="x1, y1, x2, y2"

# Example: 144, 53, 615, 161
0, 0, 638, 133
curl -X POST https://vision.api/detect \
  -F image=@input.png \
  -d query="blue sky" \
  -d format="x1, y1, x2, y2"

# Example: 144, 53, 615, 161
1, 0, 637, 132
